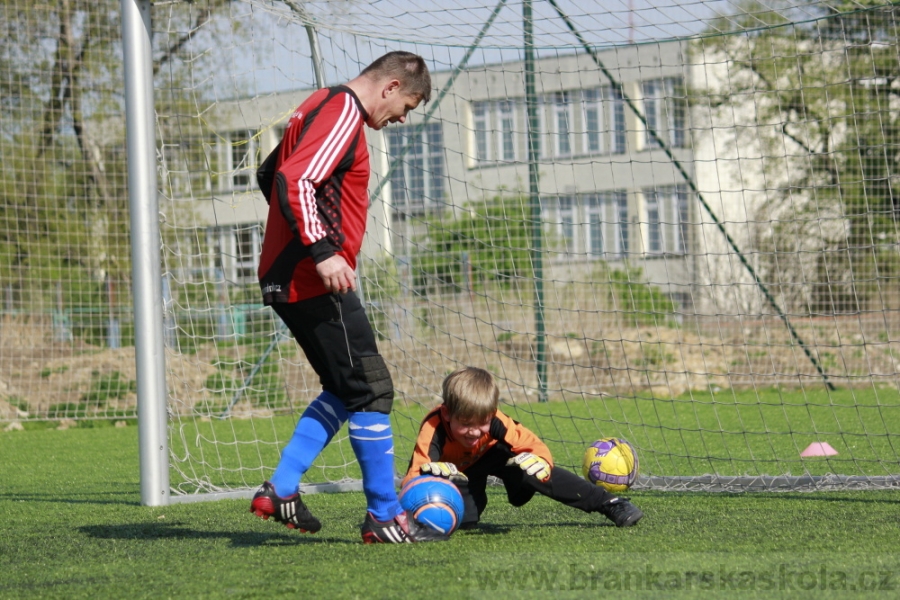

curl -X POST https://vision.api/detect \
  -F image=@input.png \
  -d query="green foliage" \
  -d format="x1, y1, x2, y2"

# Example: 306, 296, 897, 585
204, 371, 238, 397
201, 371, 239, 415
597, 264, 678, 327
697, 1, 900, 313
39, 365, 69, 378
0, 0, 237, 319
203, 353, 287, 412
240, 353, 287, 409
0, 3, 136, 311
634, 344, 676, 367
47, 402, 90, 419
5, 396, 28, 411
360, 257, 403, 340
80, 371, 137, 407
412, 195, 536, 294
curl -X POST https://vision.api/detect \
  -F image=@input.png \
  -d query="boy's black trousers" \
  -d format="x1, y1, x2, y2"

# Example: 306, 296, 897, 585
457, 445, 616, 528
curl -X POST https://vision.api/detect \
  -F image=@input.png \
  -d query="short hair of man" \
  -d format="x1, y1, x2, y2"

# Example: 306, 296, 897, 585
360, 51, 432, 104
442, 366, 499, 422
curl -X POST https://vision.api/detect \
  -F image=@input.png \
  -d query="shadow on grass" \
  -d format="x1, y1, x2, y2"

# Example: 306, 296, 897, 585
542, 520, 622, 528
78, 522, 354, 546
456, 523, 513, 535
0, 491, 142, 506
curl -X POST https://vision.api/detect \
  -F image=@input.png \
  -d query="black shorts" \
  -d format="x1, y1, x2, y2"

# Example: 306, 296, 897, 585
271, 292, 394, 413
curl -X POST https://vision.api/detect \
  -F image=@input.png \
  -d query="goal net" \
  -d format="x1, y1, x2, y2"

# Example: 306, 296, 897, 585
4, 0, 900, 497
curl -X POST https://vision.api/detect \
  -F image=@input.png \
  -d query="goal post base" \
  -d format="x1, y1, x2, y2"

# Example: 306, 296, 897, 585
168, 480, 367, 505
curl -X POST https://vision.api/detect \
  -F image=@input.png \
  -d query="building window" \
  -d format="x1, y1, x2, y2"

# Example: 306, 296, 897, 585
581, 87, 626, 155
552, 91, 573, 157
582, 89, 603, 154
473, 101, 491, 162
556, 195, 576, 252
161, 139, 213, 198
176, 229, 209, 282
642, 78, 687, 149
472, 100, 519, 164
235, 225, 262, 282
497, 100, 517, 161
585, 191, 629, 257
534, 97, 545, 159
611, 87, 626, 154
182, 224, 261, 285
388, 122, 446, 216
214, 224, 262, 284
644, 185, 689, 254
646, 191, 662, 253
227, 129, 259, 190
549, 191, 629, 258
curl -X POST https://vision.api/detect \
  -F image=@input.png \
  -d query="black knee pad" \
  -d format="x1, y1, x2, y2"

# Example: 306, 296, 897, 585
508, 490, 536, 507
504, 473, 538, 507
357, 355, 394, 414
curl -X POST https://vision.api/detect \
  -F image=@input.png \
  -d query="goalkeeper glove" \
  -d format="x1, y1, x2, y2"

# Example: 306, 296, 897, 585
506, 452, 551, 482
420, 462, 468, 483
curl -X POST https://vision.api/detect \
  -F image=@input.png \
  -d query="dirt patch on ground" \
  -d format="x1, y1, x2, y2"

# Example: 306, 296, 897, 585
3, 307, 900, 422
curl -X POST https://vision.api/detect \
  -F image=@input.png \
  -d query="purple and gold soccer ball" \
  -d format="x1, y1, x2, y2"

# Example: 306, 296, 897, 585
582, 437, 639, 492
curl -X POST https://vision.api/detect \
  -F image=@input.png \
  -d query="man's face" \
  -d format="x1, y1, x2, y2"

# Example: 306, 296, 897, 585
368, 80, 421, 130
444, 410, 492, 449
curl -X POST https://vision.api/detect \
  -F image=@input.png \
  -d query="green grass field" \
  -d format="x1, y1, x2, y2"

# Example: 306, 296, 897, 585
168, 386, 900, 493
3, 422, 900, 598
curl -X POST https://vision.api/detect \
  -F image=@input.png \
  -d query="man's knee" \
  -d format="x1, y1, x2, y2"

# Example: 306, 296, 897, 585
355, 355, 394, 414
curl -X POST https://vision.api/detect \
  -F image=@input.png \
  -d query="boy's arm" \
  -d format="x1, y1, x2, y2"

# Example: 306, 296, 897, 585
489, 412, 554, 466
402, 444, 432, 489
489, 416, 553, 482
401, 410, 445, 488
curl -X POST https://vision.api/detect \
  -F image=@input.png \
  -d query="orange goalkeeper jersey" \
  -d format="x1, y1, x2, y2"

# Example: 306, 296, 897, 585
402, 406, 552, 487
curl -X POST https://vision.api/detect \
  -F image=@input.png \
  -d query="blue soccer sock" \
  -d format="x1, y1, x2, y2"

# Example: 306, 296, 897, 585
270, 391, 348, 498
348, 411, 403, 522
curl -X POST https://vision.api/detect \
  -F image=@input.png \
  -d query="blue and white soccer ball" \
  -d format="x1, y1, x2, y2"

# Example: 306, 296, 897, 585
399, 475, 465, 535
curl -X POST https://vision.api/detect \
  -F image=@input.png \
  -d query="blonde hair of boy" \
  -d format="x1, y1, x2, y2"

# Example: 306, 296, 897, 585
441, 366, 499, 422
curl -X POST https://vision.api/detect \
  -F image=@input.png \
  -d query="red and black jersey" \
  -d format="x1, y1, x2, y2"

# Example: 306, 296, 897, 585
257, 86, 370, 303
401, 407, 553, 488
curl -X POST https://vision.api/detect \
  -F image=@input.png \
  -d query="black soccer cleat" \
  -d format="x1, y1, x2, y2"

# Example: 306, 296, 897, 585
250, 481, 321, 533
360, 511, 449, 544
600, 497, 644, 527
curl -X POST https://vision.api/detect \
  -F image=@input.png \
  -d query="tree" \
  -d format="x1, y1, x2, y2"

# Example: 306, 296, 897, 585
0, 0, 234, 313
412, 195, 537, 294
697, 0, 900, 314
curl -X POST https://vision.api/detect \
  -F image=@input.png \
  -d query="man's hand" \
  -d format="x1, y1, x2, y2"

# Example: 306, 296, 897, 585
506, 452, 551, 482
420, 462, 468, 483
315, 255, 356, 294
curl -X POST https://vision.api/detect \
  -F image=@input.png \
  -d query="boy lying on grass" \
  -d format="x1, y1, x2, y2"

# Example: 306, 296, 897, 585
402, 366, 644, 529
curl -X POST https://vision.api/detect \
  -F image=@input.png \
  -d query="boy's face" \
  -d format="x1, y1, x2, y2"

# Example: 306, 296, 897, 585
442, 407, 492, 449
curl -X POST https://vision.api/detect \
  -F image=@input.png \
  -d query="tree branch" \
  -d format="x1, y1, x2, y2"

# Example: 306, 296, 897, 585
153, 7, 211, 76
37, 0, 73, 158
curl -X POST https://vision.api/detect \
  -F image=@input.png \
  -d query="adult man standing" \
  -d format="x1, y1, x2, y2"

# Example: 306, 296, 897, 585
250, 51, 440, 543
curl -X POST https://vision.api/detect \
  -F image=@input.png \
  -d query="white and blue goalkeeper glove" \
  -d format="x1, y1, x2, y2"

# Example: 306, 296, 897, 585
420, 462, 468, 483
506, 452, 551, 482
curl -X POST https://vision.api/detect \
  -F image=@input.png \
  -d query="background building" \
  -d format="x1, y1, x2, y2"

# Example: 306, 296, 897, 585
164, 40, 708, 313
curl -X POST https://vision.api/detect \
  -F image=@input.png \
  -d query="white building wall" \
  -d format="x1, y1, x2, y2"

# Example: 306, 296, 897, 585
168, 40, 765, 314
